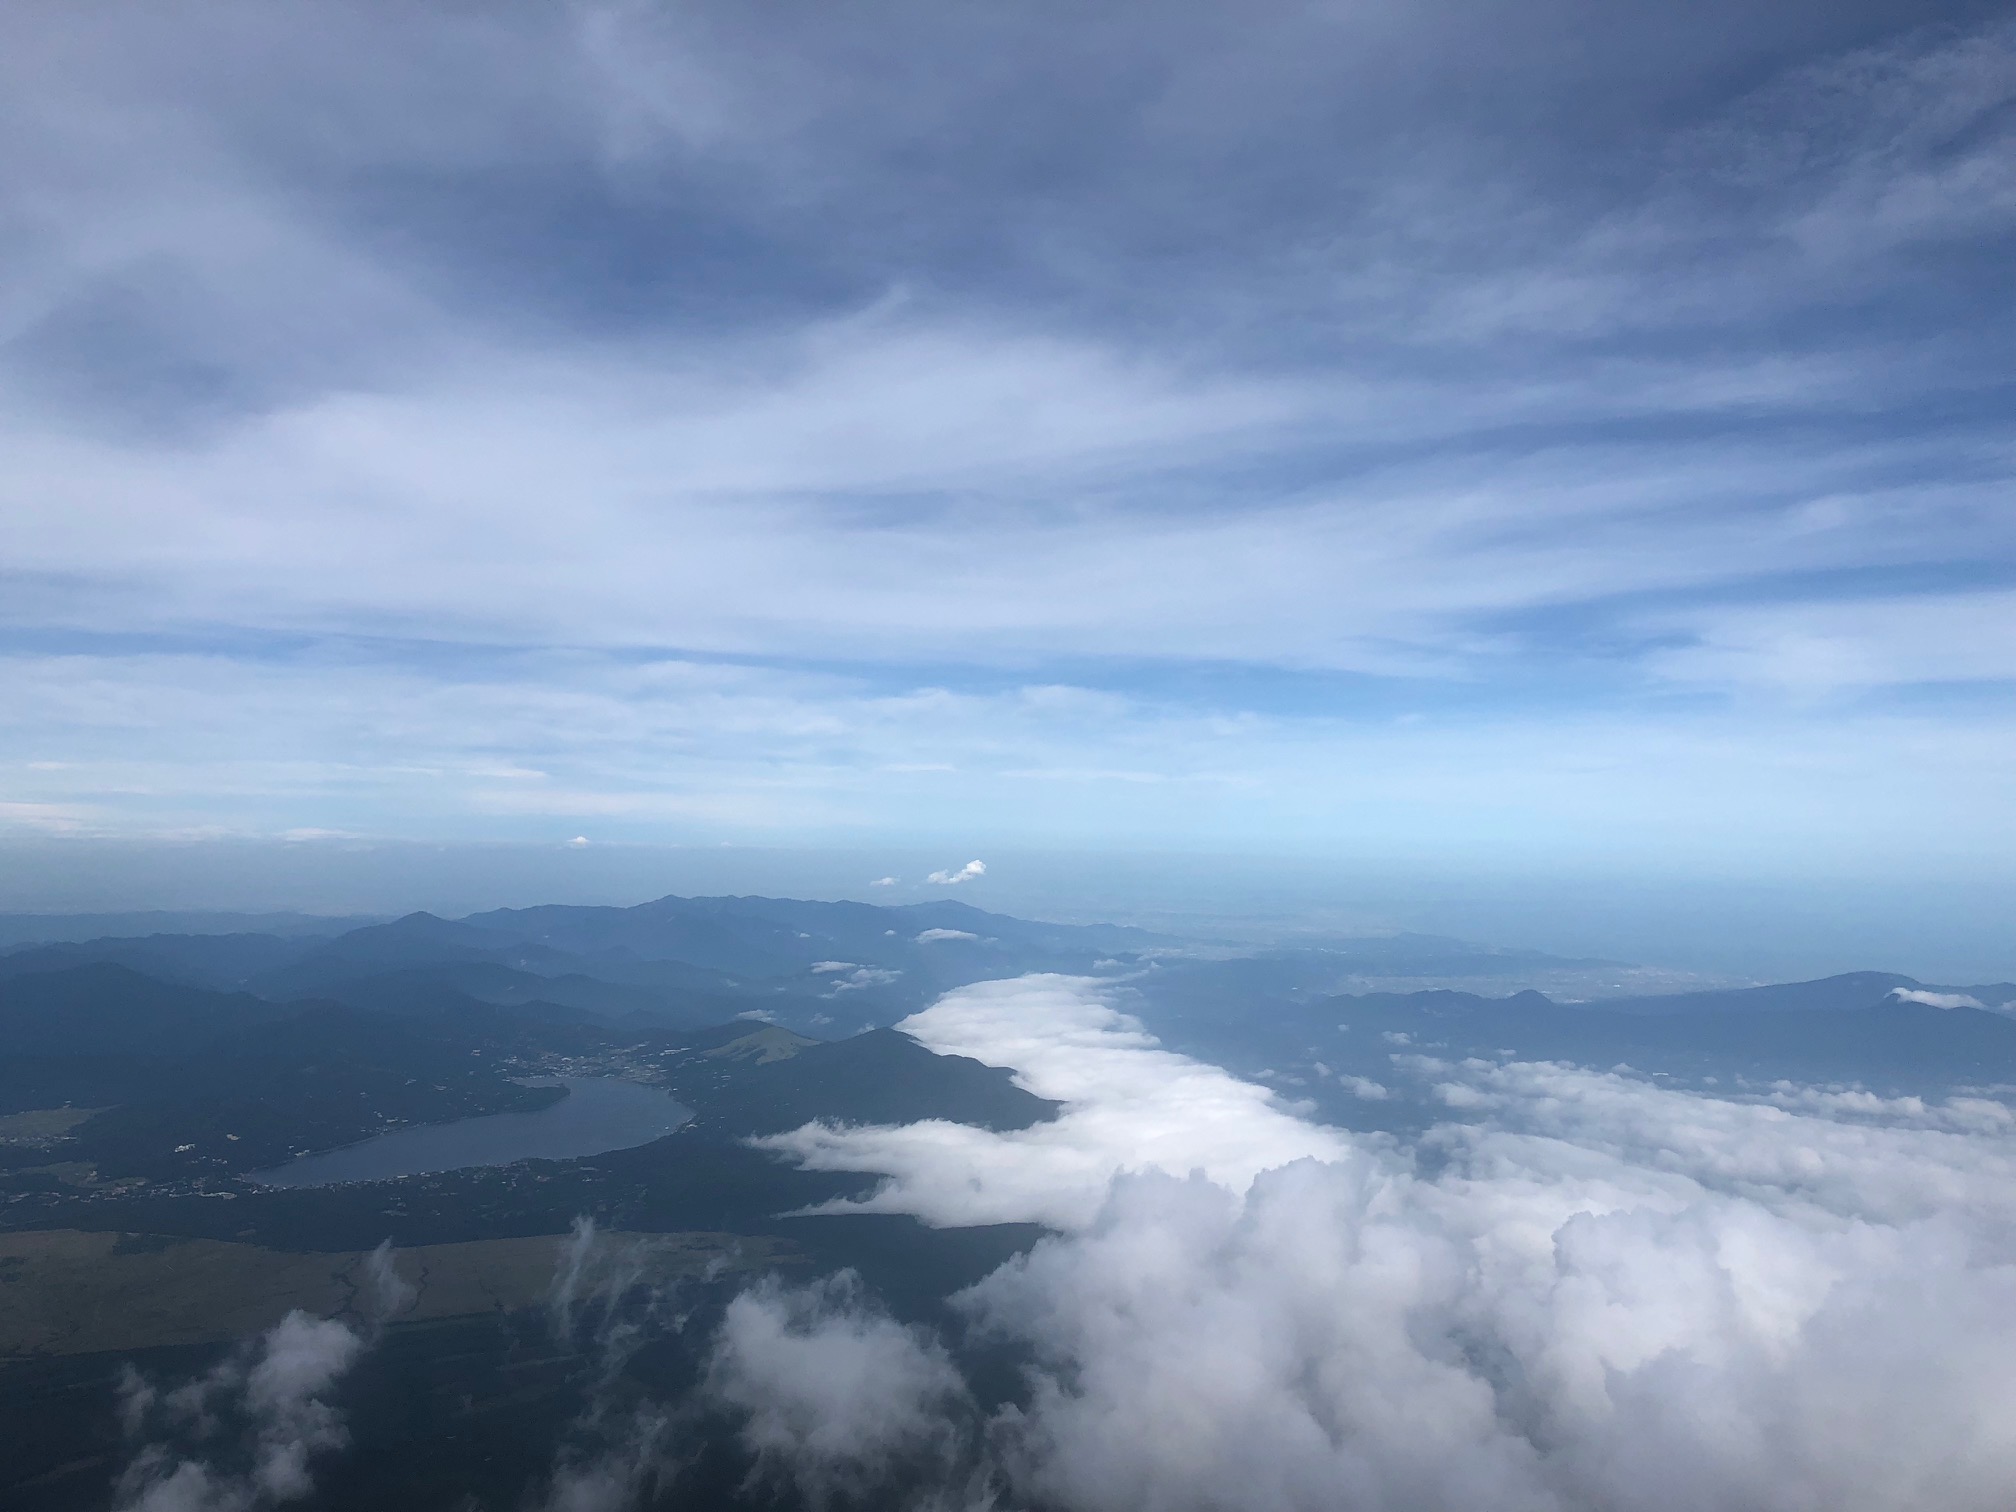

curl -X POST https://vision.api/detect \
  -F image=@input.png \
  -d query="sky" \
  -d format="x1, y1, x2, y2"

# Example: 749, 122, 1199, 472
2, 3, 2012, 970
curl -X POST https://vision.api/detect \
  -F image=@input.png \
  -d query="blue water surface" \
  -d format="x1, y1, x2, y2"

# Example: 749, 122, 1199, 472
252, 1076, 690, 1188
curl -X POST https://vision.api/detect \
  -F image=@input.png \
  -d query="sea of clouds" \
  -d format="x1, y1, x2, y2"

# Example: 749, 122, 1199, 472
724, 976, 2016, 1512
113, 975, 2016, 1511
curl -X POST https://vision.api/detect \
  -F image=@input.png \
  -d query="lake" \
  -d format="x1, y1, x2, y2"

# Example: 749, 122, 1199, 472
251, 1076, 691, 1188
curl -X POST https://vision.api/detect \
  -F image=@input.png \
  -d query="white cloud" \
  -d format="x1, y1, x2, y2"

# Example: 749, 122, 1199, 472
1426, 1057, 2016, 1231
809, 960, 858, 973
116, 1312, 367, 1512
869, 876, 898, 886
112, 1242, 415, 1512
1642, 590, 2016, 697
743, 974, 2016, 1511
1756, 1082, 2016, 1135
912, 928, 980, 945
757, 977, 1350, 1229
925, 860, 986, 886
707, 1273, 973, 1509
531, 1220, 697, 1512
827, 966, 903, 994
1891, 987, 1985, 1010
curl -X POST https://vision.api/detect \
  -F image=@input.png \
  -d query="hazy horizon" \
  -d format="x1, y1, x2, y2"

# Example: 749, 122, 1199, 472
4, 837, 2011, 984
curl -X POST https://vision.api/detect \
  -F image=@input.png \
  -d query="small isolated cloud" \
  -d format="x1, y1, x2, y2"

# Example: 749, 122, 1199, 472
707, 1272, 974, 1509
829, 967, 903, 994
924, 860, 986, 886
119, 1315, 360, 1511
869, 876, 898, 887
914, 928, 979, 945
1892, 987, 1985, 1010
112, 1279, 401, 1512
810, 961, 859, 974
565, 835, 590, 848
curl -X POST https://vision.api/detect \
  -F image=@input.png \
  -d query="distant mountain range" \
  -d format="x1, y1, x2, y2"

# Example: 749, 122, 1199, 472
0, 893, 1171, 1035
1136, 958, 2016, 1130
0, 910, 375, 950
0, 893, 2009, 1194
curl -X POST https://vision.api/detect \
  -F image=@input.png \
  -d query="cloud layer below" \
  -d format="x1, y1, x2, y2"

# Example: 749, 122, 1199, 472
761, 977, 1351, 1229
723, 975, 2016, 1511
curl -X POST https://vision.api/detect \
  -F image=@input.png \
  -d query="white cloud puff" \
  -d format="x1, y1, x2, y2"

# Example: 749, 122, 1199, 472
112, 1242, 417, 1512
913, 928, 981, 944
116, 1311, 367, 1512
1890, 987, 1986, 1010
828, 966, 903, 994
924, 860, 986, 886
708, 1273, 973, 1509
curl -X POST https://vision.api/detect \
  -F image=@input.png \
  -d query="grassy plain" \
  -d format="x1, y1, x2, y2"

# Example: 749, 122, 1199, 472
0, 1109, 102, 1145
0, 1227, 784, 1357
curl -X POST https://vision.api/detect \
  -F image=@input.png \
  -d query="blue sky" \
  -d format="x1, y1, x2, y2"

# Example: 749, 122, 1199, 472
1, 3, 2011, 968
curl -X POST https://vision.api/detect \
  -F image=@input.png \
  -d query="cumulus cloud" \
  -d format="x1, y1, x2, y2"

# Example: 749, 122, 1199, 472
114, 1314, 366, 1512
913, 928, 980, 944
707, 1273, 978, 1510
869, 876, 898, 886
826, 966, 903, 994
924, 860, 986, 886
1424, 1057, 2016, 1231
959, 1153, 2016, 1512
116, 1306, 364, 1507
1756, 1081, 2015, 1135
113, 1240, 415, 1512
742, 974, 2016, 1512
